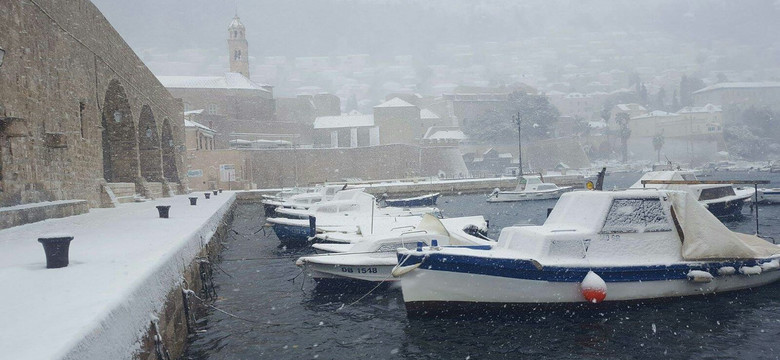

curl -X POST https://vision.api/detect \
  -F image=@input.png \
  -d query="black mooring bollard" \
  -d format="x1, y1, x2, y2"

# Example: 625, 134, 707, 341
204, 192, 211, 199
38, 236, 74, 268
189, 196, 198, 205
218, 189, 223, 193
212, 190, 218, 195
156, 205, 171, 218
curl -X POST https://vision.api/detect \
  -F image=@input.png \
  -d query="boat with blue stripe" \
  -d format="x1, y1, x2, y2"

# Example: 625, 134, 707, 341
393, 189, 780, 315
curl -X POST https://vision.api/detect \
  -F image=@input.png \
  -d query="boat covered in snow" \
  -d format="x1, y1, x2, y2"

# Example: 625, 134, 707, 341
266, 190, 430, 246
261, 184, 345, 216
295, 214, 493, 283
394, 189, 780, 315
630, 170, 753, 218
487, 176, 572, 202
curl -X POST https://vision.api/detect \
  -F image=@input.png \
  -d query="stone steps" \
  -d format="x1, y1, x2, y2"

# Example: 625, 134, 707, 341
106, 182, 137, 203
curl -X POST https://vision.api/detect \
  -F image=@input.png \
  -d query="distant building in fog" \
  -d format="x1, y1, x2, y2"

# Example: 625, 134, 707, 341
693, 82, 780, 110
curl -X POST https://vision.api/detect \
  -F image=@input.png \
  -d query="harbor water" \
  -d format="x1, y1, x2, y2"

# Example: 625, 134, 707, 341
183, 171, 780, 359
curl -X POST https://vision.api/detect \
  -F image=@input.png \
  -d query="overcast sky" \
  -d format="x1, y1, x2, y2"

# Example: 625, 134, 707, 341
91, 0, 780, 80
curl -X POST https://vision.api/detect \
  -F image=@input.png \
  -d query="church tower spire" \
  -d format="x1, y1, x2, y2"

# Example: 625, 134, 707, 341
228, 15, 249, 78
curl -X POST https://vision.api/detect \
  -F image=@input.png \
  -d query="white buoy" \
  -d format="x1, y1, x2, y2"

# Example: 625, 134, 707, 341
718, 266, 736, 275
687, 270, 714, 283
739, 265, 762, 275
580, 271, 607, 303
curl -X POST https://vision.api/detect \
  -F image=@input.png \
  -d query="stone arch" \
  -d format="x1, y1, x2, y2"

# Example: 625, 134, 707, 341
161, 118, 179, 182
101, 79, 139, 182
137, 105, 163, 182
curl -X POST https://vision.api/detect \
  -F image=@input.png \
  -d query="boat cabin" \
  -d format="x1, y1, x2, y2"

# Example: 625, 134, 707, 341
495, 189, 776, 266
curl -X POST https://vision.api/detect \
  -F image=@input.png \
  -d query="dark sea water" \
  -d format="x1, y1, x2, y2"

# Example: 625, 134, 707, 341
183, 171, 780, 360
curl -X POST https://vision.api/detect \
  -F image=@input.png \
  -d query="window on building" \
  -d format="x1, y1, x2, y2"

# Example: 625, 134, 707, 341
208, 104, 218, 115
79, 101, 87, 139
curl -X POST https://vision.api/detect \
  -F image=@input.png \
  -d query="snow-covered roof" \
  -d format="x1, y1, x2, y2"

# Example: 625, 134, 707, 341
158, 72, 270, 92
677, 104, 722, 114
374, 97, 416, 108
420, 109, 440, 119
183, 109, 204, 116
184, 119, 215, 133
423, 127, 467, 140
615, 103, 646, 112
693, 82, 780, 94
498, 153, 513, 159
632, 110, 678, 120
313, 114, 374, 129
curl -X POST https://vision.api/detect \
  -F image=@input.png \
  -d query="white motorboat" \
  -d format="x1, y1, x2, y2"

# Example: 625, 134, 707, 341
757, 188, 780, 204
261, 184, 345, 216
274, 189, 438, 219
295, 215, 494, 283
487, 176, 572, 202
631, 170, 754, 218
266, 190, 428, 246
394, 189, 780, 315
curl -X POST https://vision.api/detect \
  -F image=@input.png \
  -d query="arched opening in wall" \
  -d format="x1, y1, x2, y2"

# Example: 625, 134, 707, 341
101, 80, 139, 183
137, 105, 162, 182
161, 118, 179, 182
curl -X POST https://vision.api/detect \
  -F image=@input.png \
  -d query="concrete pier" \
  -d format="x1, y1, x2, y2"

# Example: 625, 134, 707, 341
0, 193, 236, 359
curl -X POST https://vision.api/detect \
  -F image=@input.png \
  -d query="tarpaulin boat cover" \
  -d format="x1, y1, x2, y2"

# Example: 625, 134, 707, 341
668, 191, 780, 260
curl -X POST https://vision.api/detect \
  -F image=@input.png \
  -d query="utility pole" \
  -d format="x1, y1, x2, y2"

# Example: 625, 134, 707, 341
513, 112, 523, 178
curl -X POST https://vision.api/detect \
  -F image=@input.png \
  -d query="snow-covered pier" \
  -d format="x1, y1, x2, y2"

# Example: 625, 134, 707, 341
0, 192, 237, 359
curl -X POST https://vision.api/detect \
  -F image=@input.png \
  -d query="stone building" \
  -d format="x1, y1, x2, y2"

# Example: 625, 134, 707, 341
693, 82, 780, 110
158, 16, 278, 149
373, 97, 422, 145
0, 0, 186, 221
312, 114, 379, 148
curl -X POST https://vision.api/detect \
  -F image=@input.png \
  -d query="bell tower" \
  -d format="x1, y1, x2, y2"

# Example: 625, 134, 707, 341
227, 15, 249, 78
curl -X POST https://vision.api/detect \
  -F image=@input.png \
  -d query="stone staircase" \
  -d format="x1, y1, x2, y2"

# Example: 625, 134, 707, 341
106, 182, 137, 204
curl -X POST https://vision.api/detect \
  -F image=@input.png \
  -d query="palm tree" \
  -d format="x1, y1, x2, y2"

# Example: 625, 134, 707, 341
652, 133, 665, 163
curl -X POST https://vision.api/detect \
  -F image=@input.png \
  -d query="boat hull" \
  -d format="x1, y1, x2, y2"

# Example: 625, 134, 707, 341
705, 198, 746, 218
271, 223, 311, 247
397, 252, 780, 314
487, 188, 569, 202
303, 262, 397, 283
385, 193, 440, 207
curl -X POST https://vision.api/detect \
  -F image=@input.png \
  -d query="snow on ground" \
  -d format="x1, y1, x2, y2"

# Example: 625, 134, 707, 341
0, 192, 236, 360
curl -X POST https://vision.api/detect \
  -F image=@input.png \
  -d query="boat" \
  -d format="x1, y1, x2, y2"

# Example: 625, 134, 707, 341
757, 188, 780, 204
630, 170, 754, 218
393, 189, 780, 315
295, 215, 493, 284
266, 190, 428, 246
261, 184, 345, 216
486, 175, 572, 202
383, 193, 440, 207
275, 189, 438, 219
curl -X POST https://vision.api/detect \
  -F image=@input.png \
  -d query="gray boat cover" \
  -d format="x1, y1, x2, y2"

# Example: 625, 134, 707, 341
668, 191, 780, 260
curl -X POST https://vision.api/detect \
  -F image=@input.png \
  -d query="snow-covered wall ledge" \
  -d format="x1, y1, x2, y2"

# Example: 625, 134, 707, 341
0, 192, 237, 360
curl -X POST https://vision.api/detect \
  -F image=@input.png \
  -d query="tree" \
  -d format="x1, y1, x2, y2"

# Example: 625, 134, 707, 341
679, 75, 706, 107
507, 91, 560, 140
671, 90, 680, 111
654, 88, 667, 111
652, 133, 665, 163
615, 112, 631, 163
462, 109, 517, 144
573, 116, 591, 137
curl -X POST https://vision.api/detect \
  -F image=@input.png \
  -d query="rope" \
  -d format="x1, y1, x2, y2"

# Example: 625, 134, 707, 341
186, 290, 261, 324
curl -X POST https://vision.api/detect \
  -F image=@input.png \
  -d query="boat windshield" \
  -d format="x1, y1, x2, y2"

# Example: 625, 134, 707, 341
601, 198, 672, 233
699, 186, 736, 200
